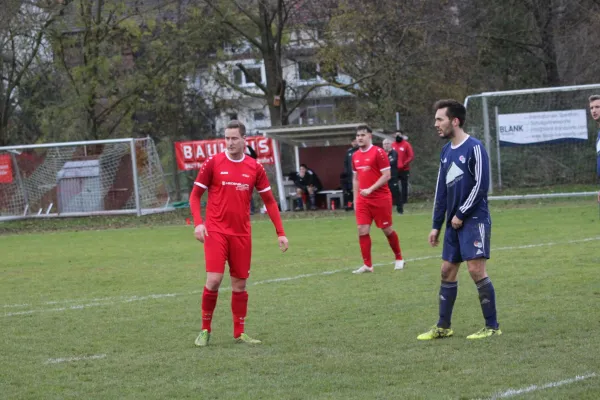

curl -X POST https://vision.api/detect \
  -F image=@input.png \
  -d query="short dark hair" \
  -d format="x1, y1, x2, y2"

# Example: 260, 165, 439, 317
356, 124, 372, 133
434, 99, 466, 127
589, 95, 600, 103
226, 120, 246, 136
300, 164, 308, 169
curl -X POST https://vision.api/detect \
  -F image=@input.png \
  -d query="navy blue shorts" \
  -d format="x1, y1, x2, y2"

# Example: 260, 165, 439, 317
442, 220, 491, 263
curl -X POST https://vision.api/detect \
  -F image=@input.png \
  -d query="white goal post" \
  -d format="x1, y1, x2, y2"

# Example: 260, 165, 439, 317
0, 138, 171, 221
464, 83, 600, 199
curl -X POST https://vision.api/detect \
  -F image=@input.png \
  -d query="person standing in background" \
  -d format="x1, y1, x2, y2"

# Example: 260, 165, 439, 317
391, 131, 414, 214
342, 138, 359, 211
382, 139, 402, 214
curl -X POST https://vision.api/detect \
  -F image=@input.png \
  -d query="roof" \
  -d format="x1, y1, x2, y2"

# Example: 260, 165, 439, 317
258, 123, 389, 147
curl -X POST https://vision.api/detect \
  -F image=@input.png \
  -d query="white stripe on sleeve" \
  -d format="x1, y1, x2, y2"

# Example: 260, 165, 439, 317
459, 145, 482, 214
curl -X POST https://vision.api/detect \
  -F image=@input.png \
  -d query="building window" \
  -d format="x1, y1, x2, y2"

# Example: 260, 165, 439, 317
297, 61, 338, 82
232, 65, 263, 86
228, 113, 238, 120
233, 69, 243, 85
298, 61, 318, 81
245, 67, 262, 85
254, 112, 266, 121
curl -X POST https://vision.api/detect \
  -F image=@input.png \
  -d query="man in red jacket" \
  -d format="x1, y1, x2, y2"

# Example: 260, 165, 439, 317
391, 130, 414, 214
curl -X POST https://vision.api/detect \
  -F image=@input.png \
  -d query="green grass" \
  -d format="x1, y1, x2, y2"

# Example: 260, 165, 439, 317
1, 201, 600, 399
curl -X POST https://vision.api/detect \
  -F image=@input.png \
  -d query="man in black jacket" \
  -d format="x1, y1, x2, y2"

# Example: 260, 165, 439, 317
342, 138, 359, 210
383, 138, 403, 214
246, 145, 257, 214
293, 164, 323, 211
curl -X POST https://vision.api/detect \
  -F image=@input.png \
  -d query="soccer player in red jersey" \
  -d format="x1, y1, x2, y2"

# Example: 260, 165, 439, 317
351, 124, 405, 274
189, 120, 289, 346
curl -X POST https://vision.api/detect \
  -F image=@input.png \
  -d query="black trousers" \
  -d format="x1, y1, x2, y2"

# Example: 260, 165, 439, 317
342, 182, 353, 209
388, 178, 402, 213
397, 170, 410, 206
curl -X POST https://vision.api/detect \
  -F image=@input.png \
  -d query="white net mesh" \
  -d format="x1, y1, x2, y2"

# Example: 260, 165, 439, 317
0, 138, 170, 219
465, 86, 600, 192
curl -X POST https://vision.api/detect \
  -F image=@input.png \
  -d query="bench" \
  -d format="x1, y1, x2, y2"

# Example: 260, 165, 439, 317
285, 189, 344, 210
317, 190, 344, 210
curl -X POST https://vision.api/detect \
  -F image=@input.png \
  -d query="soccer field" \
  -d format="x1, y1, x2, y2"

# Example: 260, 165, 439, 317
1, 202, 599, 399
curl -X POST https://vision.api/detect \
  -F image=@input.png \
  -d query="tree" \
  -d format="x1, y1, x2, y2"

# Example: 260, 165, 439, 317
199, 0, 371, 127
0, 0, 71, 146
321, 0, 465, 123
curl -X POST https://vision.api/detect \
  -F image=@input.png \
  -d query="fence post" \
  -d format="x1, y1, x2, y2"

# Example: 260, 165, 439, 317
494, 106, 503, 190
130, 139, 142, 216
482, 96, 494, 194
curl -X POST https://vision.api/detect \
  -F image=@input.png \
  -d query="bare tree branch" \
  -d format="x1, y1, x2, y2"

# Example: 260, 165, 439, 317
231, 0, 263, 29
214, 69, 265, 99
235, 62, 268, 93
203, 0, 265, 52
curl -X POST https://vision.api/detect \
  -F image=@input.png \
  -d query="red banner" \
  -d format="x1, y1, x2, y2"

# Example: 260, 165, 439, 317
174, 137, 275, 171
0, 154, 13, 184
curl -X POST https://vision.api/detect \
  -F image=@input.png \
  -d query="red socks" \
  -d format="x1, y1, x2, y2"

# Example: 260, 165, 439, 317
202, 288, 249, 338
359, 234, 372, 267
201, 287, 219, 332
231, 291, 248, 338
387, 231, 403, 260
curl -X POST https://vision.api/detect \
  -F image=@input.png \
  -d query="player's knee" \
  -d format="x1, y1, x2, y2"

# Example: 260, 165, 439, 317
357, 225, 369, 236
441, 262, 458, 281
382, 227, 394, 236
467, 260, 487, 281
205, 276, 223, 291
231, 278, 247, 292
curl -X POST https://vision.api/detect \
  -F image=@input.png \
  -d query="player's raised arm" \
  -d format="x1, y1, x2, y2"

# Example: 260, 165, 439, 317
455, 144, 489, 221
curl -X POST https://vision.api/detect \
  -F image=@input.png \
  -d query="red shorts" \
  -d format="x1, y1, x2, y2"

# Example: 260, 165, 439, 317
355, 197, 393, 228
204, 232, 252, 279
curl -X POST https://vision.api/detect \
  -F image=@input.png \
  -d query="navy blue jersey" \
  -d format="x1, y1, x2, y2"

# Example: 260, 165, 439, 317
432, 136, 491, 229
596, 129, 600, 178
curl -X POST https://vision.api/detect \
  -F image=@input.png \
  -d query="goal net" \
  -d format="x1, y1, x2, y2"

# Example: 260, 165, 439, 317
0, 138, 171, 220
464, 84, 600, 197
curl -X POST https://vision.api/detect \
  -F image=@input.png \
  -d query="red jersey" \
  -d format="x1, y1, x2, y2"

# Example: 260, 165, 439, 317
194, 152, 271, 236
352, 145, 392, 201
391, 140, 414, 171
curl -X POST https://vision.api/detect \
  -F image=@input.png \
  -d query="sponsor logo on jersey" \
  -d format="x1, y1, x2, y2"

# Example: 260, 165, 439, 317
222, 181, 249, 191
445, 162, 464, 186
442, 158, 447, 163
459, 155, 466, 164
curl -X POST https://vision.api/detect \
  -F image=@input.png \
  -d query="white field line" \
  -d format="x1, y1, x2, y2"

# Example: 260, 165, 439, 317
45, 354, 107, 365
480, 372, 597, 399
3, 236, 600, 317
3, 303, 30, 308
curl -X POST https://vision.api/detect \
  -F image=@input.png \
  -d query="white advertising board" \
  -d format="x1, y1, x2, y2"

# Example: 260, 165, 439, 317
497, 110, 588, 145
